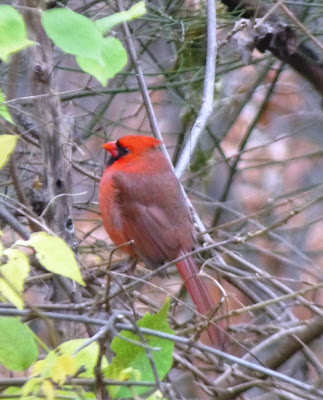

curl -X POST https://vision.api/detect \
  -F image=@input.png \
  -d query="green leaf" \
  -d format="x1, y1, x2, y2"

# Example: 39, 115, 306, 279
21, 232, 85, 286
105, 298, 174, 399
32, 351, 58, 380
0, 317, 38, 371
96, 1, 146, 35
58, 339, 109, 378
56, 389, 96, 400
42, 8, 103, 62
0, 135, 18, 170
41, 380, 55, 400
3, 385, 97, 400
1, 387, 22, 400
0, 89, 15, 124
0, 5, 35, 62
0, 249, 30, 309
77, 37, 127, 86
22, 377, 41, 398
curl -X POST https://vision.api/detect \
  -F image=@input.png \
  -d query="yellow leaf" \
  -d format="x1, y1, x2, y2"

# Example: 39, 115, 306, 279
57, 339, 109, 378
42, 379, 55, 400
32, 359, 47, 376
32, 352, 77, 386
147, 390, 167, 400
119, 367, 141, 381
21, 232, 85, 286
0, 135, 18, 170
32, 352, 58, 380
22, 377, 41, 398
0, 249, 30, 309
52, 354, 77, 384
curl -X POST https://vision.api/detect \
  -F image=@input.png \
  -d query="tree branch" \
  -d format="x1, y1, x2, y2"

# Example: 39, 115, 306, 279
24, 0, 76, 249
175, 0, 218, 178
214, 316, 323, 399
221, 0, 323, 95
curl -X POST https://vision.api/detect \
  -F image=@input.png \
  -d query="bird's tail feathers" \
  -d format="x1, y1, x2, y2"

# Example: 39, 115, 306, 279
176, 253, 226, 348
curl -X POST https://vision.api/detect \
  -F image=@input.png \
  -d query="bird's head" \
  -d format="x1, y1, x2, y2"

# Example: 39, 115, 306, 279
103, 135, 161, 165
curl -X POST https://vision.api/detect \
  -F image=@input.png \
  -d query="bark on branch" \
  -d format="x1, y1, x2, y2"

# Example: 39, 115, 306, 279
215, 316, 323, 399
221, 0, 323, 95
24, 0, 76, 249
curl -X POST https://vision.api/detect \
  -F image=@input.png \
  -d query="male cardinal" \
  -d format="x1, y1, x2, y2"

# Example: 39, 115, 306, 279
99, 135, 224, 347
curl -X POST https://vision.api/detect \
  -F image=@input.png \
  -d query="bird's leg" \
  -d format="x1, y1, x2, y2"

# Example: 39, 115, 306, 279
110, 257, 138, 275
129, 257, 139, 274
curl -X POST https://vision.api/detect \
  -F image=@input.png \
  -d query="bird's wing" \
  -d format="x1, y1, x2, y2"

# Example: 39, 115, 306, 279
112, 169, 193, 268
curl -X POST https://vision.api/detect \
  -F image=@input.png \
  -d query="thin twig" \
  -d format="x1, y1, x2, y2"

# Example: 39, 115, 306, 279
175, 0, 217, 179
276, 0, 323, 52
116, 0, 171, 162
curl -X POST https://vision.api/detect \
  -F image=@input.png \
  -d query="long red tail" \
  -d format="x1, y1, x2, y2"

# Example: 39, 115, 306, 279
176, 253, 225, 348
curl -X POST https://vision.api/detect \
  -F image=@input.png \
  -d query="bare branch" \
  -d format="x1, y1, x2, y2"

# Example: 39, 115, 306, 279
175, 0, 218, 178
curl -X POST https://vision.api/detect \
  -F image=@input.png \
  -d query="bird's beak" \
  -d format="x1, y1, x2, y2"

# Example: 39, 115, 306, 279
103, 141, 118, 158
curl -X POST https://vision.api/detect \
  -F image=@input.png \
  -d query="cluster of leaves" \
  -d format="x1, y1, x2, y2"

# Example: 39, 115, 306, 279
0, 230, 85, 309
0, 300, 173, 399
0, 209, 173, 399
0, 2, 146, 122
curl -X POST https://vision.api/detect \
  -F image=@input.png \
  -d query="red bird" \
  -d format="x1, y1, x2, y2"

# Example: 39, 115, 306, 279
99, 135, 224, 347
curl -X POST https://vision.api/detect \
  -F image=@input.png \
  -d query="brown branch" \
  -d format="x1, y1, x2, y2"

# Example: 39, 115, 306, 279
6, 53, 39, 233
255, 23, 323, 95
21, 0, 97, 341
214, 316, 323, 399
9, 155, 40, 232
221, 0, 271, 19
221, 0, 323, 95
24, 0, 76, 249
0, 205, 30, 240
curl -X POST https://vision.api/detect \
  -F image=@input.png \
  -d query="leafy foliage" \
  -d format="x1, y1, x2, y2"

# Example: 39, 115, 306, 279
41, 3, 146, 86
106, 298, 174, 399
77, 37, 127, 86
0, 5, 34, 62
18, 232, 85, 286
1, 302, 173, 399
42, 8, 104, 62
0, 233, 84, 309
95, 1, 146, 35
0, 90, 15, 124
0, 135, 18, 170
57, 339, 109, 378
0, 248, 30, 309
0, 3, 146, 92
0, 318, 38, 371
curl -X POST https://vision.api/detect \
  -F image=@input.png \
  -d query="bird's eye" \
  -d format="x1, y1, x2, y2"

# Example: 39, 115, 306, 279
116, 140, 130, 157
121, 147, 130, 155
